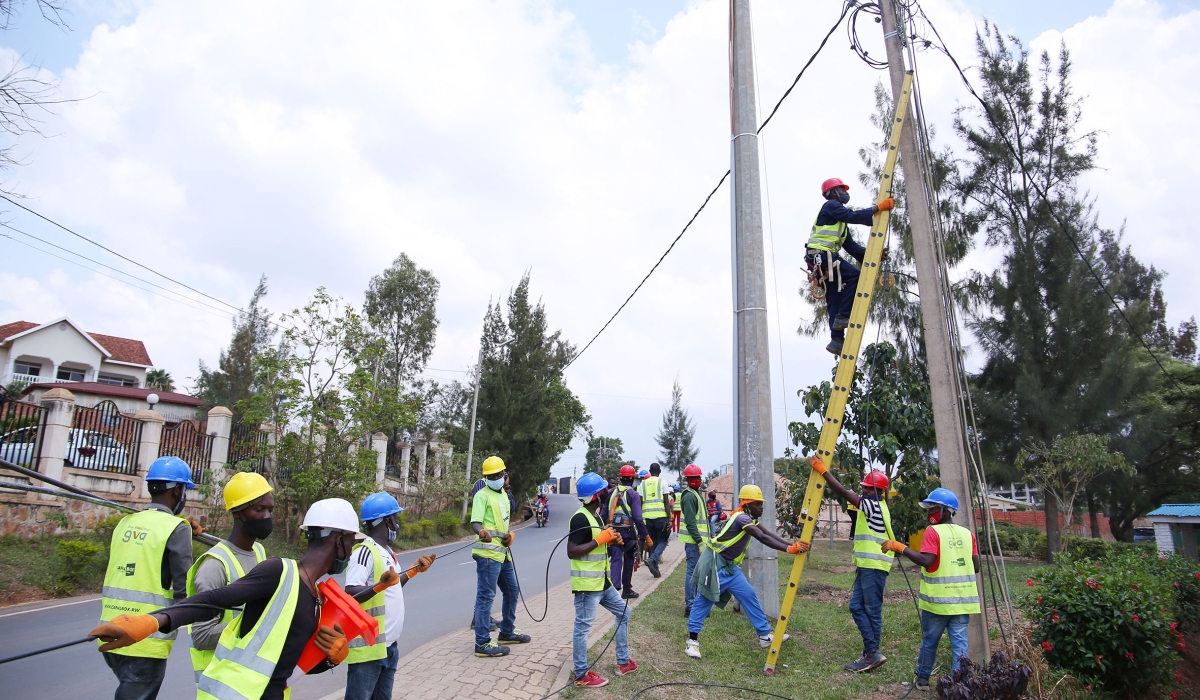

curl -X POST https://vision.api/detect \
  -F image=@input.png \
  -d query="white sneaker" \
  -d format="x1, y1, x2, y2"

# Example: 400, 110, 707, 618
685, 639, 702, 659
758, 633, 790, 648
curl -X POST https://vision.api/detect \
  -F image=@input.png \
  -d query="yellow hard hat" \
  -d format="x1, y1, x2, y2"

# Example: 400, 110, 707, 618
738, 484, 764, 502
481, 456, 506, 476
224, 472, 273, 511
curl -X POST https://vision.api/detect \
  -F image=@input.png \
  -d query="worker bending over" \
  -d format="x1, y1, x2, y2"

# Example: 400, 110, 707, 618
471, 456, 530, 658
636, 463, 670, 578
185, 472, 273, 686
880, 488, 980, 692
608, 465, 651, 599
806, 177, 893, 354
98, 456, 197, 700
344, 492, 434, 700
811, 458, 895, 673
685, 485, 808, 659
677, 464, 709, 617
568, 473, 637, 688
91, 498, 378, 700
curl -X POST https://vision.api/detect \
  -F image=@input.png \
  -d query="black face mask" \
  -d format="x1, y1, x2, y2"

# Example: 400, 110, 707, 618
241, 516, 274, 541
172, 489, 187, 516
835, 188, 850, 204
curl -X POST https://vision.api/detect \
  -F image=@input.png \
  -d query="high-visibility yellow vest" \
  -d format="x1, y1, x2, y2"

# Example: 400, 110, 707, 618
569, 507, 610, 592
677, 488, 710, 544
608, 485, 636, 529
196, 558, 300, 700
806, 217, 849, 253
851, 500, 896, 572
918, 524, 981, 616
347, 538, 390, 663
638, 477, 668, 520
708, 510, 756, 566
672, 497, 681, 513
471, 487, 511, 563
99, 509, 185, 659
185, 540, 267, 683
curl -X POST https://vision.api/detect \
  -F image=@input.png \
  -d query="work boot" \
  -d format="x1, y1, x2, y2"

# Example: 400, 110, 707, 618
646, 560, 661, 578
685, 639, 702, 659
574, 671, 608, 687
758, 633, 789, 649
862, 652, 888, 671
621, 588, 639, 599
844, 655, 872, 673
617, 660, 639, 676
498, 630, 532, 645
826, 339, 843, 355
914, 677, 930, 692
683, 606, 691, 618
832, 315, 850, 330
474, 641, 510, 658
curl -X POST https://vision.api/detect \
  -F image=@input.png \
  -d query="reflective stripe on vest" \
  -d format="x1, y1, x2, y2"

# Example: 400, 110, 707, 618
186, 541, 268, 683
347, 539, 390, 663
806, 217, 849, 253
472, 487, 511, 562
99, 509, 183, 659
677, 488, 711, 544
570, 508, 610, 592
638, 477, 668, 520
918, 524, 981, 616
196, 559, 300, 700
708, 511, 756, 566
852, 501, 895, 571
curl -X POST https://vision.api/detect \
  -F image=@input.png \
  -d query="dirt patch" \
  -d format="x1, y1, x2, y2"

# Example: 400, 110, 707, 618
796, 581, 918, 605
0, 581, 55, 607
826, 566, 857, 574
1171, 630, 1200, 699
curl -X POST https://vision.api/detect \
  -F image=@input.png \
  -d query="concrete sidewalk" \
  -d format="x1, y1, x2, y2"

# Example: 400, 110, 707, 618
381, 538, 686, 699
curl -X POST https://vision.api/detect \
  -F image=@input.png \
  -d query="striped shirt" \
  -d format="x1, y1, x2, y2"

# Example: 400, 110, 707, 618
858, 497, 887, 537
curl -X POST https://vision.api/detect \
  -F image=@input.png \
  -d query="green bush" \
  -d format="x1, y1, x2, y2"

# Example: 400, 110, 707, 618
417, 519, 435, 540
981, 522, 1043, 558
434, 511, 461, 537
1064, 537, 1110, 560
1020, 550, 1199, 696
400, 523, 423, 542
94, 513, 125, 541
54, 539, 105, 595
1033, 534, 1048, 561
1111, 541, 1155, 557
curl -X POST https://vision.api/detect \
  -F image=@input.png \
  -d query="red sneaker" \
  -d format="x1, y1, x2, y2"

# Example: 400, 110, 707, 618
617, 660, 639, 676
574, 671, 609, 687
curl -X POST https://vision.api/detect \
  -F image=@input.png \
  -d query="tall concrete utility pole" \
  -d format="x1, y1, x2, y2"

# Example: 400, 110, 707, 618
729, 0, 777, 617
879, 0, 989, 663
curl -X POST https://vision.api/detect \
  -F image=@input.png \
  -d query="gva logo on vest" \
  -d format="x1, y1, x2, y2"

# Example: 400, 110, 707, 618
116, 562, 137, 577
122, 528, 151, 544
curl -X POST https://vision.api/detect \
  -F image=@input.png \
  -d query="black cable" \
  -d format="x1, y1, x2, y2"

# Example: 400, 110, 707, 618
0, 636, 96, 665
630, 683, 797, 699
847, 2, 889, 69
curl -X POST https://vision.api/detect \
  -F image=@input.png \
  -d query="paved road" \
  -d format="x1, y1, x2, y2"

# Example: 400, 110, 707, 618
0, 493, 578, 699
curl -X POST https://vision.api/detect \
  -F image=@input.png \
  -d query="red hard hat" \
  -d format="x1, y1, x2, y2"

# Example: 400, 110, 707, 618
860, 470, 890, 490
683, 464, 702, 478
719, 512, 729, 521
619, 465, 636, 478
821, 177, 848, 196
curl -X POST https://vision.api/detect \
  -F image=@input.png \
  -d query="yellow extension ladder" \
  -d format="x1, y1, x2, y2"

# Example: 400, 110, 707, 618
763, 71, 913, 676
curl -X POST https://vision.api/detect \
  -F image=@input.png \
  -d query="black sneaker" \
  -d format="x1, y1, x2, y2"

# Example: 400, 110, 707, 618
474, 641, 510, 658
621, 588, 640, 599
861, 652, 887, 671
646, 561, 661, 578
498, 630, 532, 645
826, 340, 844, 355
832, 315, 850, 330
914, 678, 930, 692
844, 655, 871, 673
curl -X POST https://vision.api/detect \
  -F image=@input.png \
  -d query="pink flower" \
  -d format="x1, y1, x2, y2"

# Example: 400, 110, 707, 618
1027, 578, 1035, 587
1132, 583, 1139, 589
1126, 652, 1135, 660
1041, 641, 1052, 652
1095, 654, 1103, 663
1171, 622, 1179, 630
1132, 614, 1139, 622
1177, 642, 1186, 651
1052, 615, 1060, 623
1176, 582, 1181, 589
1037, 597, 1043, 604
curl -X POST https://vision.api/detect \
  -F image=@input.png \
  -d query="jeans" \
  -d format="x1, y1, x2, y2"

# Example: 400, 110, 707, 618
848, 568, 889, 656
345, 642, 400, 700
572, 587, 631, 678
915, 611, 969, 681
807, 253, 860, 343
609, 536, 637, 590
102, 652, 167, 700
646, 518, 669, 565
683, 543, 700, 611
686, 563, 771, 637
473, 554, 518, 646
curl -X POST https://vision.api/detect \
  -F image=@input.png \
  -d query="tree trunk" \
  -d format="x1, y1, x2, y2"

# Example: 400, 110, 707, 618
1044, 492, 1060, 561
1087, 489, 1101, 539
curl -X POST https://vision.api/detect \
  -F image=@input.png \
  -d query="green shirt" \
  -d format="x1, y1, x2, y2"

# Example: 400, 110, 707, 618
681, 489, 704, 542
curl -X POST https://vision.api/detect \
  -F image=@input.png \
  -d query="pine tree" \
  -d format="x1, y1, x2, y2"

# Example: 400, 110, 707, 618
655, 379, 698, 478
194, 276, 274, 419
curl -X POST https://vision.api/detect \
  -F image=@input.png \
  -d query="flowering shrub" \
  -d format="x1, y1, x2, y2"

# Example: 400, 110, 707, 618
1019, 550, 1194, 696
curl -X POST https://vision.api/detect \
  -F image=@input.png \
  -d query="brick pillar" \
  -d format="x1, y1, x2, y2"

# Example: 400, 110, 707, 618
35, 387, 75, 501
135, 410, 165, 499
372, 432, 387, 487
206, 406, 233, 489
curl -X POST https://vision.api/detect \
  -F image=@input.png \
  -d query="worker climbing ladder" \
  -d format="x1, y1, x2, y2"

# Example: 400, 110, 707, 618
762, 72, 913, 676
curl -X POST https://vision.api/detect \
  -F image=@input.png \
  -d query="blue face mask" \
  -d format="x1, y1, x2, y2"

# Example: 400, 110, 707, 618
485, 476, 505, 491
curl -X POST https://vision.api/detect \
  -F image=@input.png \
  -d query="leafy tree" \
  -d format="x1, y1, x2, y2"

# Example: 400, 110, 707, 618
655, 379, 698, 477
194, 276, 274, 420
472, 273, 589, 499
584, 434, 628, 481
363, 253, 440, 390
144, 369, 175, 392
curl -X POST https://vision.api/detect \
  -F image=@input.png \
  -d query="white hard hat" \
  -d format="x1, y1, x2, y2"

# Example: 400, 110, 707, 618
301, 498, 363, 538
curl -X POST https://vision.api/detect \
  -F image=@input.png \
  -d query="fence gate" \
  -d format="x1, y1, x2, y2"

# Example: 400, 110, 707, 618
228, 421, 266, 473
160, 421, 214, 484
69, 400, 142, 475
0, 386, 47, 469
385, 440, 404, 481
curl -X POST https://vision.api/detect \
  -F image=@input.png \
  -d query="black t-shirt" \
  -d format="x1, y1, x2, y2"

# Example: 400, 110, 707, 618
569, 511, 611, 591
160, 558, 330, 699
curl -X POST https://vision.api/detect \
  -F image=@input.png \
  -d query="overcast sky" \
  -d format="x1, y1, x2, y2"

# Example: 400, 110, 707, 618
0, 0, 1196, 479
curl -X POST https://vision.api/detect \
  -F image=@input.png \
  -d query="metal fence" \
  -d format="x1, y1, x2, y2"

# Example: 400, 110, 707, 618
385, 440, 404, 480
228, 421, 267, 473
0, 386, 47, 469
160, 420, 214, 484
68, 400, 142, 475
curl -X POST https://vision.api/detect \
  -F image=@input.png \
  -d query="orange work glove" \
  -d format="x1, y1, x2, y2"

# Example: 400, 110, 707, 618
809, 456, 828, 475
373, 568, 400, 593
644, 535, 654, 550
89, 614, 161, 652
877, 197, 895, 211
501, 531, 515, 547
187, 516, 205, 536
787, 541, 810, 555
315, 623, 348, 664
413, 553, 435, 572
881, 540, 906, 554
594, 527, 619, 547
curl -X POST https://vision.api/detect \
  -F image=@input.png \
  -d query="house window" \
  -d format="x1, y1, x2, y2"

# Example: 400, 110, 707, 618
97, 373, 136, 387
56, 368, 86, 382
13, 361, 41, 376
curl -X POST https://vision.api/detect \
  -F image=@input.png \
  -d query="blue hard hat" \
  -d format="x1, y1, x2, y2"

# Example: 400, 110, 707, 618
921, 487, 959, 512
637, 469, 650, 479
576, 472, 606, 500
146, 456, 196, 488
361, 492, 403, 523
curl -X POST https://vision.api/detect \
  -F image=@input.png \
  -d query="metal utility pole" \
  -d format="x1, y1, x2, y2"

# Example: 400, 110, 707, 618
879, 0, 989, 662
729, 0, 777, 617
461, 336, 515, 520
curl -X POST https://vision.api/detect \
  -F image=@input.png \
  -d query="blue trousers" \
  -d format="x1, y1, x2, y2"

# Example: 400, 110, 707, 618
647, 518, 669, 565
573, 587, 631, 678
608, 536, 637, 590
916, 611, 969, 681
687, 564, 771, 637
684, 543, 700, 611
345, 642, 400, 700
102, 653, 166, 700
473, 555, 518, 646
807, 253, 860, 342
848, 568, 888, 656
